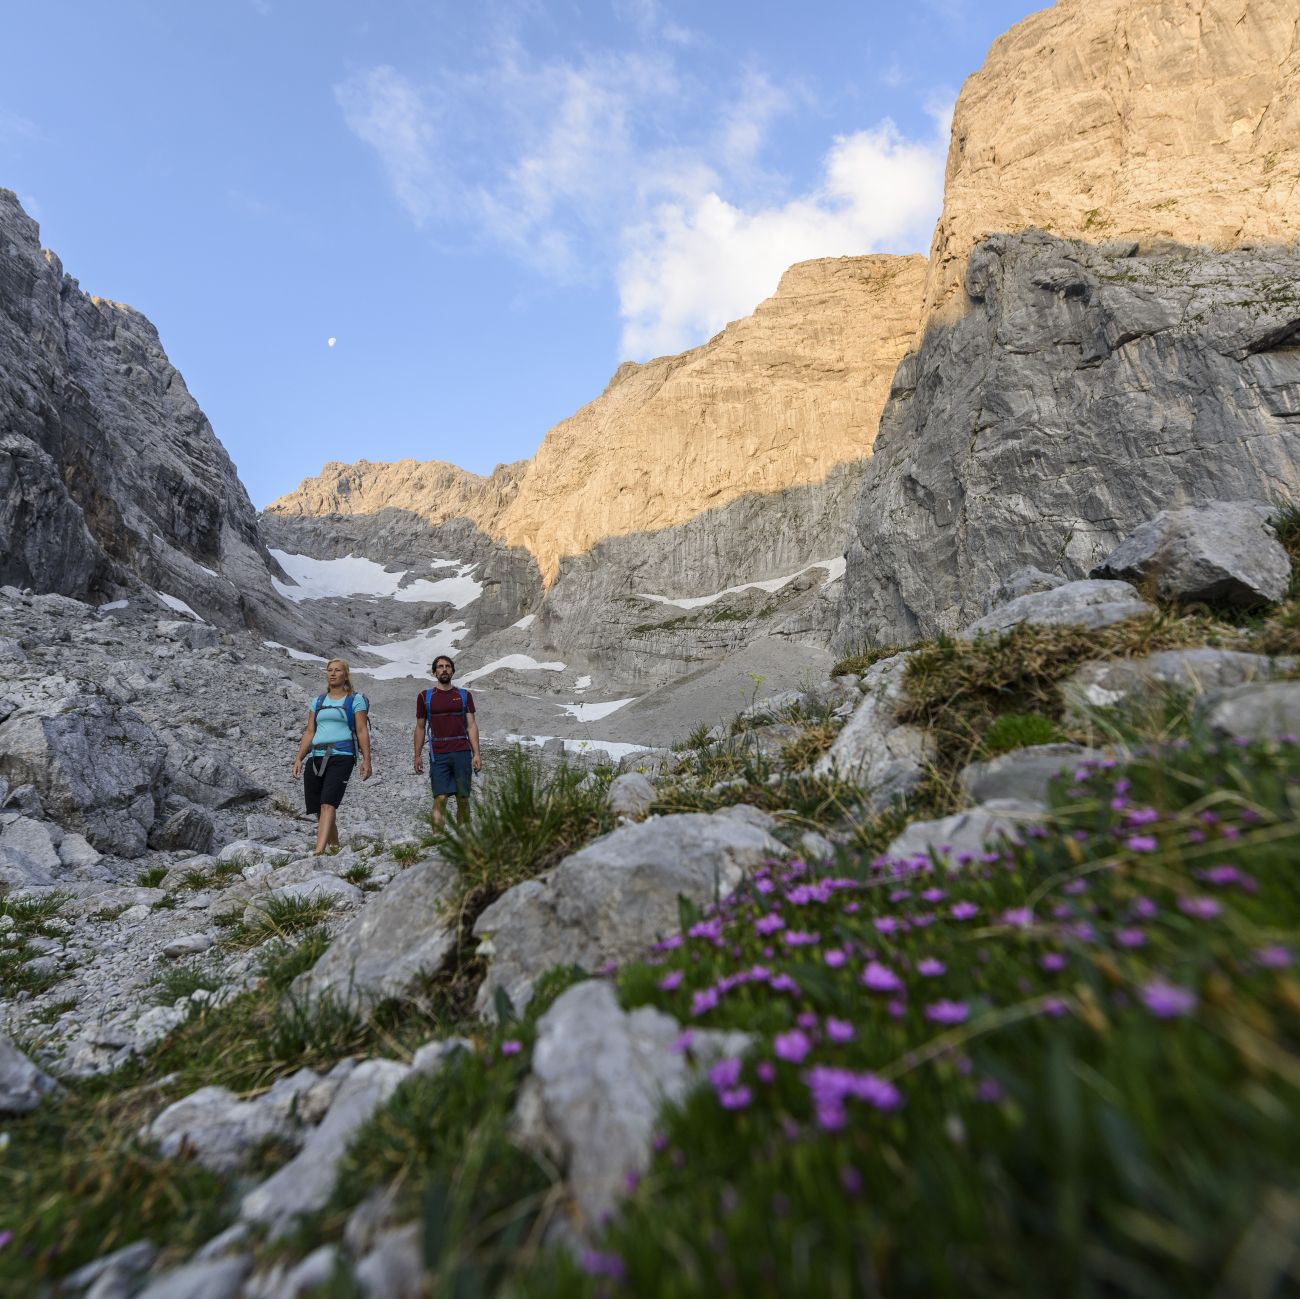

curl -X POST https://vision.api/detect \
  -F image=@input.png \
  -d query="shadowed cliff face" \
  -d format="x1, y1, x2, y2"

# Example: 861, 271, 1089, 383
0, 189, 284, 627
834, 231, 1300, 648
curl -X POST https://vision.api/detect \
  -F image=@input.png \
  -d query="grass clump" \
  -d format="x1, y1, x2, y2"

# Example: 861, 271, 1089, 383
521, 725, 1300, 1299
391, 841, 423, 866
222, 894, 337, 949
0, 892, 71, 998
981, 710, 1067, 755
151, 963, 225, 1006
831, 644, 903, 677
433, 750, 614, 911
135, 864, 167, 888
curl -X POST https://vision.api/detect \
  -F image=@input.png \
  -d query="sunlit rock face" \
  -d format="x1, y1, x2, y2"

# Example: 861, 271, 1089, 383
835, 0, 1300, 648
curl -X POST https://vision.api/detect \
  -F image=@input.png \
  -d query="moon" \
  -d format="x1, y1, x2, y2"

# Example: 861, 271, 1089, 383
327, 337, 337, 348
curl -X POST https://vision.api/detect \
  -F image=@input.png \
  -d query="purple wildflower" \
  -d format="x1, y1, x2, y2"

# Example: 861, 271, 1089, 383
782, 929, 821, 947
769, 973, 801, 995
691, 987, 720, 1015
581, 1251, 627, 1280
840, 1165, 864, 1196
719, 1086, 753, 1110
673, 1029, 696, 1053
974, 1078, 1005, 1103
658, 970, 684, 991
1126, 835, 1159, 853
1133, 897, 1159, 919
826, 1017, 855, 1043
500, 1040, 522, 1056
874, 915, 902, 934
755, 913, 786, 935
709, 1057, 743, 1090
1125, 807, 1160, 826
689, 918, 723, 942
862, 960, 904, 993
757, 1060, 776, 1083
1115, 928, 1146, 948
951, 901, 979, 921
1141, 979, 1197, 1018
887, 998, 907, 1019
925, 999, 969, 1025
921, 887, 946, 903
774, 1029, 812, 1062
1002, 907, 1033, 928
916, 957, 946, 976
824, 948, 847, 968
1255, 945, 1293, 969
1178, 896, 1222, 920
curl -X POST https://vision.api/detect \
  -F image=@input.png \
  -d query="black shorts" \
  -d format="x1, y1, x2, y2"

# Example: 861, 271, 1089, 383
304, 754, 355, 815
430, 749, 473, 799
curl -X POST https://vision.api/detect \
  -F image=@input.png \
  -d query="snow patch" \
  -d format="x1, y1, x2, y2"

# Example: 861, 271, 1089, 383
459, 655, 567, 686
263, 641, 329, 664
354, 622, 468, 680
156, 592, 203, 621
557, 698, 635, 722
270, 550, 482, 608
574, 674, 592, 692
98, 599, 129, 612
637, 557, 846, 610
508, 734, 649, 760
512, 613, 537, 630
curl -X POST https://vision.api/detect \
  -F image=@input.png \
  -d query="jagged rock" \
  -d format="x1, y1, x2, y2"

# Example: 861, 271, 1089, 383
133, 1254, 251, 1299
1091, 502, 1290, 608
608, 771, 657, 818
885, 800, 1044, 866
799, 829, 836, 862
1197, 682, 1300, 742
156, 619, 220, 649
148, 1082, 302, 1172
149, 802, 216, 855
61, 1241, 158, 1299
132, 1005, 187, 1048
958, 745, 1103, 807
0, 814, 62, 886
355, 1225, 423, 1299
162, 728, 267, 809
290, 859, 458, 1010
813, 654, 934, 810
217, 838, 272, 865
245, 1246, 340, 1299
473, 810, 784, 1017
1, 1032, 59, 1113
410, 1037, 474, 1076
57, 830, 103, 868
982, 568, 1066, 613
241, 1058, 410, 1233
0, 635, 26, 661
0, 697, 166, 856
244, 811, 301, 843
516, 980, 751, 1226
1062, 648, 1282, 719
959, 580, 1153, 639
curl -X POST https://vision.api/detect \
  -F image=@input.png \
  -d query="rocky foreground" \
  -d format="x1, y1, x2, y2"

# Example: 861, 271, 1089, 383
3, 500, 1299, 1297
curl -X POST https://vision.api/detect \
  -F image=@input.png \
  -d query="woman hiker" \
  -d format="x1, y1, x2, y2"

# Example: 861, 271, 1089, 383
292, 658, 373, 854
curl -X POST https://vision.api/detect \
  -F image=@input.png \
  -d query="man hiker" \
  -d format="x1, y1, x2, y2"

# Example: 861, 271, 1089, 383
414, 654, 481, 828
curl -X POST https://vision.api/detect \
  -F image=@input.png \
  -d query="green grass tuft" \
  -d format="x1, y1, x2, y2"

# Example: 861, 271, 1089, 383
981, 711, 1067, 755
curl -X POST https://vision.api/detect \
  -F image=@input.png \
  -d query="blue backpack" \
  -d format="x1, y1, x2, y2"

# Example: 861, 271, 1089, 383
424, 687, 470, 757
312, 692, 366, 757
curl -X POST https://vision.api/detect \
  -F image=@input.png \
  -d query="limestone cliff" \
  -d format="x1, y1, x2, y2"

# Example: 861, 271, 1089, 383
835, 0, 1300, 648
0, 189, 283, 627
267, 255, 926, 592
924, 0, 1300, 320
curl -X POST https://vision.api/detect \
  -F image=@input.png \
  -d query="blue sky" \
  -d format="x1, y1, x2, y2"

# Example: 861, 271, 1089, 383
1, 0, 1041, 507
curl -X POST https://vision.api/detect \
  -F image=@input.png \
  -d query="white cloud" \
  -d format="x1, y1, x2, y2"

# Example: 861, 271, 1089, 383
335, 66, 440, 225
617, 110, 950, 358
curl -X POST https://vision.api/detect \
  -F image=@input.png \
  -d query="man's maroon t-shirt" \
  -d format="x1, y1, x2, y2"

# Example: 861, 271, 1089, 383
416, 687, 475, 753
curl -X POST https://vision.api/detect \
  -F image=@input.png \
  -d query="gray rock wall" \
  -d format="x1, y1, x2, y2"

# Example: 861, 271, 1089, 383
835, 232, 1300, 648
0, 189, 283, 627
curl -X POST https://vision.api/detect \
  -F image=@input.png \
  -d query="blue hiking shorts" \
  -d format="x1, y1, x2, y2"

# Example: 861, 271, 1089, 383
430, 749, 473, 799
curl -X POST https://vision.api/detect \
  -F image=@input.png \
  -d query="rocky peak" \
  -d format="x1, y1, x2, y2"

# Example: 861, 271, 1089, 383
924, 0, 1300, 320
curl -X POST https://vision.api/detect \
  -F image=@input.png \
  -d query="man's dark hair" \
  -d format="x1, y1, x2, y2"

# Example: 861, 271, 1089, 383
432, 655, 456, 672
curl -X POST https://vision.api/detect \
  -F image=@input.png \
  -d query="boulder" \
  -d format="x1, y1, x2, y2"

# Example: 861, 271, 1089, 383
1197, 682, 1300, 743
608, 771, 657, 818
814, 654, 934, 810
132, 1254, 251, 1299
290, 858, 458, 1010
241, 1058, 410, 1234
959, 580, 1153, 639
57, 830, 103, 868
0, 697, 166, 856
354, 1225, 424, 1299
0, 814, 62, 886
156, 619, 221, 650
1092, 502, 1290, 609
1062, 648, 1283, 719
162, 933, 213, 959
474, 809, 785, 1017
149, 1084, 300, 1173
982, 567, 1066, 614
958, 745, 1103, 807
60, 1241, 159, 1299
516, 980, 750, 1226
885, 800, 1043, 866
1, 1032, 59, 1113
162, 728, 267, 809
149, 801, 217, 855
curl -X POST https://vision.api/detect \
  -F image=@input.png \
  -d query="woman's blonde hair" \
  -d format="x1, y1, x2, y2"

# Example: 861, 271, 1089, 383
325, 658, 354, 694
